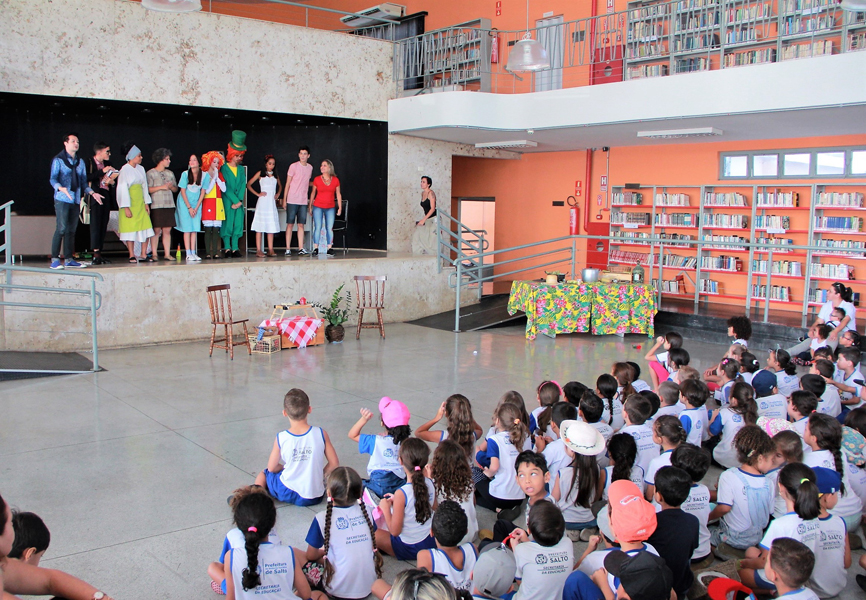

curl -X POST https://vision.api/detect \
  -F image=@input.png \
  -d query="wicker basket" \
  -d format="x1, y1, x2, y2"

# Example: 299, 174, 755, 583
249, 334, 281, 354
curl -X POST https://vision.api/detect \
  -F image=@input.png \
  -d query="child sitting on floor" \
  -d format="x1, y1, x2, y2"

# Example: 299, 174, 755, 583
711, 381, 759, 469
551, 420, 605, 540
475, 402, 531, 521
679, 379, 710, 447
432, 440, 478, 544
596, 374, 624, 432
644, 415, 686, 502
535, 402, 578, 477
530, 381, 562, 441
348, 397, 412, 498
646, 331, 684, 390
619, 394, 660, 474
417, 501, 477, 592
651, 381, 682, 421
255, 388, 339, 506
809, 361, 843, 417
753, 370, 788, 421
671, 443, 714, 569
752, 538, 820, 600
509, 500, 574, 600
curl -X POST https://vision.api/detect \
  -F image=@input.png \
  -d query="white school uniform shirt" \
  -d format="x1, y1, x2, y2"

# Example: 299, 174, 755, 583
277, 426, 326, 499
836, 368, 865, 409
679, 407, 707, 447
740, 372, 754, 385
847, 462, 866, 516
620, 423, 660, 475
602, 465, 646, 500
811, 514, 848, 598
817, 387, 842, 417
530, 406, 557, 440
556, 466, 596, 525
680, 484, 712, 560
651, 403, 683, 421
306, 504, 377, 599
756, 394, 788, 420
644, 449, 673, 488
656, 350, 672, 373
632, 379, 651, 393
397, 478, 436, 544
487, 431, 526, 500
776, 589, 820, 600
711, 408, 748, 470
714, 380, 735, 407
438, 490, 478, 544
716, 468, 772, 536
775, 370, 801, 398
542, 439, 570, 478
765, 467, 788, 519
358, 433, 405, 478
588, 420, 614, 442
804, 449, 863, 521
230, 542, 298, 600
601, 396, 625, 432
427, 544, 478, 591
791, 417, 812, 454
513, 535, 574, 600
759, 512, 821, 551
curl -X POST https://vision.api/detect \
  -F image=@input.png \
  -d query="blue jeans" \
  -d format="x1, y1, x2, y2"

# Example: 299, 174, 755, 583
312, 206, 335, 247
52, 200, 79, 259
563, 571, 604, 600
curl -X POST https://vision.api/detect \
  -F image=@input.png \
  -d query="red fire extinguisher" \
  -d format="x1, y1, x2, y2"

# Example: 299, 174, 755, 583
490, 29, 499, 64
567, 195, 579, 235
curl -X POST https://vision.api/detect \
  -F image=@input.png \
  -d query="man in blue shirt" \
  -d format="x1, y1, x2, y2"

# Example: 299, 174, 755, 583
48, 133, 103, 269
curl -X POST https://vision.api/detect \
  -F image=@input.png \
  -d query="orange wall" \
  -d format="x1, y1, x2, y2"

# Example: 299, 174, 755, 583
453, 134, 866, 305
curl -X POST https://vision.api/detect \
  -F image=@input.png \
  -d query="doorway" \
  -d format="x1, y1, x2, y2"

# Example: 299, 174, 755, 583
535, 15, 565, 92
458, 197, 496, 295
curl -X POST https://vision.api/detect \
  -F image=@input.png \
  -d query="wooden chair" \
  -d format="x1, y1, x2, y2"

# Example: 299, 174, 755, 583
354, 275, 386, 339
206, 284, 251, 359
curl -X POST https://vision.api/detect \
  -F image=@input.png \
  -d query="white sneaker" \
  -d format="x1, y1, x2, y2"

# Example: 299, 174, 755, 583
186, 255, 196, 261
284, 249, 292, 255
192, 254, 202, 261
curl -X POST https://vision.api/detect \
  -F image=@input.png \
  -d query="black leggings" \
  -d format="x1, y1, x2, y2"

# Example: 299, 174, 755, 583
474, 478, 523, 511
204, 226, 221, 256
89, 197, 111, 252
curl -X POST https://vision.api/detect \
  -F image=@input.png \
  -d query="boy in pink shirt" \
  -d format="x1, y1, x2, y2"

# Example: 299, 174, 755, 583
282, 146, 313, 255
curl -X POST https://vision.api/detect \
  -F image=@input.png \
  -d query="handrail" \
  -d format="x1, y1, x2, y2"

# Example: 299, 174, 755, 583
0, 202, 103, 372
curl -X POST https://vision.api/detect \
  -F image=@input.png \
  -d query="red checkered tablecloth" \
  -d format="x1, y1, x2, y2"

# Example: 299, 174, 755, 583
259, 317, 323, 348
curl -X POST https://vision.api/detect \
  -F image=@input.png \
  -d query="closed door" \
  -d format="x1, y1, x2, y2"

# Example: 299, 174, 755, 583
535, 16, 564, 92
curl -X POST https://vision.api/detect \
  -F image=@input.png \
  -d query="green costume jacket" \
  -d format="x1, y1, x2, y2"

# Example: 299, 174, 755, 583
220, 164, 246, 211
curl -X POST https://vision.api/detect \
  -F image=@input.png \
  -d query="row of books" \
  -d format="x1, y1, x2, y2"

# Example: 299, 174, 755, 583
701, 255, 744, 271
756, 191, 799, 207
673, 33, 717, 49
629, 4, 669, 21
780, 0, 837, 14
676, 57, 711, 72
626, 44, 668, 59
810, 288, 831, 303
815, 192, 864, 207
612, 192, 645, 206
780, 40, 833, 60
752, 285, 792, 301
655, 193, 691, 206
725, 3, 772, 22
628, 64, 669, 78
725, 27, 760, 43
850, 33, 866, 52
814, 216, 863, 231
755, 215, 791, 230
780, 16, 835, 36
612, 212, 652, 225
656, 213, 700, 226
724, 48, 776, 65
660, 279, 685, 293
704, 192, 748, 206
815, 239, 866, 254
703, 213, 749, 228
700, 279, 723, 293
811, 263, 853, 279
675, 14, 721, 32
752, 260, 803, 276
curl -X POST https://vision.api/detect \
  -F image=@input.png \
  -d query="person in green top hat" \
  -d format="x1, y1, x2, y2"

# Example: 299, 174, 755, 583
220, 130, 247, 257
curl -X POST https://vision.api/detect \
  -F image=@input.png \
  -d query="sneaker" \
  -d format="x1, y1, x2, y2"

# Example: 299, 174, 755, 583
50, 259, 64, 270
312, 248, 319, 256
231, 250, 242, 258
566, 530, 583, 542
326, 248, 335, 256
65, 259, 87, 268
497, 503, 523, 522
186, 255, 196, 261
285, 249, 292, 256
211, 580, 225, 595
579, 527, 599, 542
191, 254, 202, 262
298, 248, 308, 256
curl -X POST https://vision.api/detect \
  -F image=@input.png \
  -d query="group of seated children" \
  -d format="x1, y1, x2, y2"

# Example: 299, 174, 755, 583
205, 320, 866, 600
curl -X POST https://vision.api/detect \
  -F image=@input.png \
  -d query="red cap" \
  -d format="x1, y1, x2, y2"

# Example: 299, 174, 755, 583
608, 479, 657, 543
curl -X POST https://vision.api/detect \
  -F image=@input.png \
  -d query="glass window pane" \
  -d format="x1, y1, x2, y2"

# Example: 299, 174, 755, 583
852, 150, 866, 175
753, 155, 778, 177
816, 152, 845, 175
723, 155, 748, 177
783, 153, 811, 176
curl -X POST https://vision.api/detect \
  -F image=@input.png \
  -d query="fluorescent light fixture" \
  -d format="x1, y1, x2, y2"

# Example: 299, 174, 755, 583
475, 140, 538, 150
141, 0, 202, 12
637, 127, 723, 139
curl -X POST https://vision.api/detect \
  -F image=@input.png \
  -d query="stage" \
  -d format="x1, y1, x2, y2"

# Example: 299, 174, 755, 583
0, 252, 472, 352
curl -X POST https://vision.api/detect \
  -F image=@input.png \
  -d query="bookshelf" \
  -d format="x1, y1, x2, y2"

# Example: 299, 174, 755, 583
422, 18, 491, 91
625, 0, 863, 80
607, 182, 866, 324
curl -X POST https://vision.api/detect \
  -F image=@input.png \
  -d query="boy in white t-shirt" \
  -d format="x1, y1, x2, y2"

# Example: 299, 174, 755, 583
619, 394, 661, 475
810, 360, 843, 417
417, 500, 478, 592
829, 346, 865, 414
650, 381, 683, 421
509, 500, 573, 600
535, 403, 578, 478
670, 443, 714, 568
679, 379, 711, 448
752, 370, 788, 421
754, 538, 820, 600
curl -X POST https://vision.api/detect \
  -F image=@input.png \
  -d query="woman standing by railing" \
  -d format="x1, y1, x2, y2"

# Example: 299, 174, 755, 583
412, 175, 437, 255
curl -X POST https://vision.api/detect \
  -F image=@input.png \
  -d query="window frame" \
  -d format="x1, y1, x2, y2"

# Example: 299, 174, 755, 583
719, 146, 866, 180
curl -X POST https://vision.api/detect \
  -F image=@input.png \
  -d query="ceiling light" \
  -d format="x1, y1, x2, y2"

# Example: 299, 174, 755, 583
506, 0, 550, 72
141, 0, 202, 12
637, 127, 723, 139
475, 140, 538, 150
841, 0, 866, 10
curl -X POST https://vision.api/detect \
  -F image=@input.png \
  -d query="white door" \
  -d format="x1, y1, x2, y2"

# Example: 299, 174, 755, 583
535, 16, 564, 92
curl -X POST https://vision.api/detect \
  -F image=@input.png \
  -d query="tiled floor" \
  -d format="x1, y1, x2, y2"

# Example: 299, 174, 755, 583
1, 324, 863, 599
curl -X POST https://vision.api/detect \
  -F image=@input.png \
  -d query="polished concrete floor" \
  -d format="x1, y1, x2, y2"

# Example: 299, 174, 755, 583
1, 324, 864, 599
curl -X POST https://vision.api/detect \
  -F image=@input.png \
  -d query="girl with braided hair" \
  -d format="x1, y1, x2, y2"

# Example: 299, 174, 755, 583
225, 492, 323, 600
304, 467, 381, 599
804, 412, 864, 531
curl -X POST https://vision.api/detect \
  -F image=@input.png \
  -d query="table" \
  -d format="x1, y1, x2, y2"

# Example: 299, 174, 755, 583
506, 280, 655, 340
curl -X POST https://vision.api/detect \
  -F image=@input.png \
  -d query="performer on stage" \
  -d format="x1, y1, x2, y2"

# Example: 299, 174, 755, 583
201, 151, 226, 260
220, 130, 247, 258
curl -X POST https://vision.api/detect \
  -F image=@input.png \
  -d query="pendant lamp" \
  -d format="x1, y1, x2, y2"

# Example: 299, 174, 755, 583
841, 0, 866, 11
141, 0, 202, 12
506, 0, 550, 71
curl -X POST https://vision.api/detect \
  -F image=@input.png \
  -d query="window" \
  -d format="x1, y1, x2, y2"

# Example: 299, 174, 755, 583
720, 146, 866, 180
723, 155, 748, 177
753, 155, 778, 177
816, 152, 845, 176
783, 153, 810, 176
851, 150, 866, 176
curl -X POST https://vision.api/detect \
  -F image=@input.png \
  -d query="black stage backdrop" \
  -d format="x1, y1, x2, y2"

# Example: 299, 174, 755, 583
3, 92, 388, 251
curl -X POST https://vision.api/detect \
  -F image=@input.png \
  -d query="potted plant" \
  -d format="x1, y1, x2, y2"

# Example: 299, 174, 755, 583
314, 284, 353, 343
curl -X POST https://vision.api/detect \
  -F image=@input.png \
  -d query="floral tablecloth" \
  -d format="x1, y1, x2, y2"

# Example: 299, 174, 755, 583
507, 281, 655, 340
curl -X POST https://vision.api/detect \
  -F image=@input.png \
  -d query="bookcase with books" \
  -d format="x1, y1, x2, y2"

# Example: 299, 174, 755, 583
608, 182, 866, 323
626, 0, 672, 79
845, 10, 866, 51
778, 0, 842, 60
721, 0, 777, 66
422, 18, 491, 92
671, 0, 720, 73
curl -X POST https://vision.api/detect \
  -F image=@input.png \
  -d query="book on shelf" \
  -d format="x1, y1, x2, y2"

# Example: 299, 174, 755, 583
724, 48, 776, 66
815, 192, 864, 207
756, 191, 799, 207
629, 22, 665, 41
675, 57, 711, 72
810, 288, 830, 303
660, 278, 687, 293
628, 64, 670, 78
752, 260, 803, 276
781, 39, 833, 60
677, 0, 717, 9
702, 213, 749, 228
612, 192, 644, 206
850, 33, 866, 52
704, 192, 748, 206
702, 234, 749, 249
810, 262, 853, 279
815, 239, 866, 255
814, 216, 863, 232
612, 212, 653, 226
756, 237, 795, 251
699, 279, 722, 294
656, 193, 690, 206
655, 213, 699, 227
630, 4, 669, 20
755, 215, 792, 230
725, 3, 771, 22
676, 13, 720, 33
725, 27, 761, 43
752, 284, 792, 301
701, 255, 743, 271
780, 0, 837, 13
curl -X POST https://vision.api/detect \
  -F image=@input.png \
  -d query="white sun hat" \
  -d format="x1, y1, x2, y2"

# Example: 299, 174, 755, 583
559, 419, 606, 456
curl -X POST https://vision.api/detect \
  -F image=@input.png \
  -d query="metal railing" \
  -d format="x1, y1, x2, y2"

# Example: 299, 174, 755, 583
0, 201, 103, 373
442, 226, 866, 331
394, 0, 866, 95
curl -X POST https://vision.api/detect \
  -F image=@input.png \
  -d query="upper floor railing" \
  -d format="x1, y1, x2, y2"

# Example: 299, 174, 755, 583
394, 0, 866, 95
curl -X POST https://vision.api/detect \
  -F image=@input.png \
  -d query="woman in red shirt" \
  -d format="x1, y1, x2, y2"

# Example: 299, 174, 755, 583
308, 159, 343, 256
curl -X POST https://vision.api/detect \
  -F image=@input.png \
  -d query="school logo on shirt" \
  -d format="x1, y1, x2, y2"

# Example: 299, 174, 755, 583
383, 448, 396, 458
732, 414, 742, 423
336, 517, 349, 530
291, 447, 314, 462
535, 554, 548, 565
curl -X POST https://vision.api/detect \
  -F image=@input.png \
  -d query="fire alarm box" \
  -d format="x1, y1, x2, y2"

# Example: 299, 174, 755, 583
591, 47, 623, 85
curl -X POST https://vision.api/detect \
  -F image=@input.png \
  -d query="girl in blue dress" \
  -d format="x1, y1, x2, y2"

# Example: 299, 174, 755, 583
175, 154, 204, 261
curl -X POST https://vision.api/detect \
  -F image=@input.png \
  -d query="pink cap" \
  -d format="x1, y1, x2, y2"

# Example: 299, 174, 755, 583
608, 480, 657, 543
379, 397, 410, 428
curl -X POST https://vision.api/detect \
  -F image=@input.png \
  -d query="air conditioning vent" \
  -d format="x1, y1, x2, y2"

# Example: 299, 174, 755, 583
340, 3, 405, 28
475, 140, 538, 150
